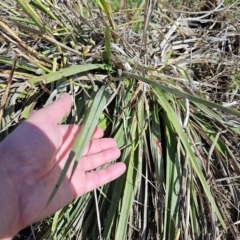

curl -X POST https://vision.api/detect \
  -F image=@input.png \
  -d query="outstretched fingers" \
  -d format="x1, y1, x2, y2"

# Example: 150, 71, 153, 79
59, 125, 104, 141
82, 138, 118, 157
72, 162, 126, 197
79, 146, 121, 172
56, 127, 108, 163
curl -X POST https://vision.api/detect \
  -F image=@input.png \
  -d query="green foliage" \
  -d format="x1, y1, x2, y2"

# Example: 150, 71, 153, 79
1, 0, 240, 239
47, 86, 110, 206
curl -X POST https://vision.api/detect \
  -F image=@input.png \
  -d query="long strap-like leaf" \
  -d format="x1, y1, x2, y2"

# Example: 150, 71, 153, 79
123, 71, 240, 118
47, 86, 110, 206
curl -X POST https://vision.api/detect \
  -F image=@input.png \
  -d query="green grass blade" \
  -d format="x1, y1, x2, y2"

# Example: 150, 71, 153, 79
0, 57, 38, 73
115, 110, 142, 239
102, 99, 132, 238
0, 1, 20, 15
31, 0, 60, 23
103, 26, 111, 65
122, 72, 240, 118
47, 86, 110, 206
29, 64, 106, 86
69, 86, 110, 178
163, 112, 180, 239
96, 0, 115, 29
7, 16, 36, 25
190, 175, 200, 236
51, 209, 61, 233
16, 0, 50, 32
115, 101, 144, 239
151, 102, 164, 183
153, 88, 226, 229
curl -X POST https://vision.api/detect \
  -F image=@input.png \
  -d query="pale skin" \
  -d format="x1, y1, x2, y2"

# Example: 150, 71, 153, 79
0, 93, 126, 239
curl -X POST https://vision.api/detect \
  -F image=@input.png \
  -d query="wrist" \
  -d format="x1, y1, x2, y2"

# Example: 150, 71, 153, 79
0, 142, 21, 239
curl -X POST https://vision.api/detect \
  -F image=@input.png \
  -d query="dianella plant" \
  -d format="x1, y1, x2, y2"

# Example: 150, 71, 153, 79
1, 0, 240, 239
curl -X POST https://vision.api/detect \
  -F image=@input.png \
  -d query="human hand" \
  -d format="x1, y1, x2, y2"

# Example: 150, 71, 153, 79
0, 93, 125, 239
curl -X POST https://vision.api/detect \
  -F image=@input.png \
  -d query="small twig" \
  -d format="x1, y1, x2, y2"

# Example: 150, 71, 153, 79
0, 32, 52, 72
29, 224, 37, 240
0, 20, 52, 64
215, 175, 240, 183
4, 21, 84, 58
94, 189, 102, 240
141, 0, 157, 53
207, 131, 226, 178
183, 99, 190, 128
181, 0, 225, 21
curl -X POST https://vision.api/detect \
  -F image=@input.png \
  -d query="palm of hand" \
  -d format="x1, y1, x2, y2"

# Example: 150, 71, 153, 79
0, 93, 125, 235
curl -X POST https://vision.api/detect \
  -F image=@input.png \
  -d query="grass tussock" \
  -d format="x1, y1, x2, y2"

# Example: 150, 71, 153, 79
1, 0, 240, 239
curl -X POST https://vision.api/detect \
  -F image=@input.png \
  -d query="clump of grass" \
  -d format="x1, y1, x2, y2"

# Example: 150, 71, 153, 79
1, 0, 240, 239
